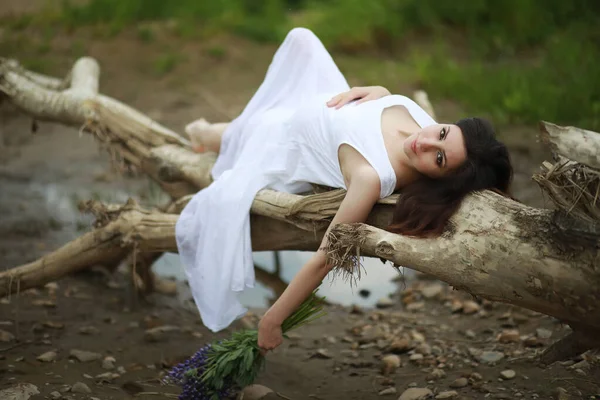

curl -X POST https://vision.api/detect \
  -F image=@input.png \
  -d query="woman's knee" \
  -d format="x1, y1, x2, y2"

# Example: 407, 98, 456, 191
286, 27, 319, 46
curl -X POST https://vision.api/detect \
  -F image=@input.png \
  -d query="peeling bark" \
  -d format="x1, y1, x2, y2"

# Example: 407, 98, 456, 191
325, 191, 600, 333
540, 121, 600, 169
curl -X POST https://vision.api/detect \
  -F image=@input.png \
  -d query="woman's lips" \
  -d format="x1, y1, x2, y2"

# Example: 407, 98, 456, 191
411, 137, 417, 154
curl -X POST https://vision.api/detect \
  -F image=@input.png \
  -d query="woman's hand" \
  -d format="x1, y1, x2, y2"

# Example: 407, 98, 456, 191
257, 315, 283, 355
326, 86, 391, 109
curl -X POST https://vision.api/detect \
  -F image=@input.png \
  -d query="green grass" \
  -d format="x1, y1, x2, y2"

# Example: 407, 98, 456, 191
19, 0, 600, 130
152, 53, 183, 77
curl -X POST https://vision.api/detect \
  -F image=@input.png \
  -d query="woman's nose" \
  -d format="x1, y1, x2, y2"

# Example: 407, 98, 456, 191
419, 138, 437, 151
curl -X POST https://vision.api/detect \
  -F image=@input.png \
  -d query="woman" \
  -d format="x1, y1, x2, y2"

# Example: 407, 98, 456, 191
176, 28, 513, 352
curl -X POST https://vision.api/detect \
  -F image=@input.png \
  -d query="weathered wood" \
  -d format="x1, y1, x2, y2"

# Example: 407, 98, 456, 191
325, 191, 600, 332
539, 121, 600, 169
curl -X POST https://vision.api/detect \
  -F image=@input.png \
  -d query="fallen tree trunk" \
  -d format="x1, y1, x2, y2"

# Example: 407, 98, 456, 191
1, 57, 599, 363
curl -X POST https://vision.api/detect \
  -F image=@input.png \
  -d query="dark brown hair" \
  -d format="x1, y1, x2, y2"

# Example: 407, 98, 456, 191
388, 117, 513, 237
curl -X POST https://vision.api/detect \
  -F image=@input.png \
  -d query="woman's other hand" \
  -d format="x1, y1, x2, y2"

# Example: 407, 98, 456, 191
257, 315, 283, 355
326, 86, 391, 109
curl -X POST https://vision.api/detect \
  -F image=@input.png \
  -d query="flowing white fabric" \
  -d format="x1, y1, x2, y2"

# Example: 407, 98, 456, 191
175, 28, 436, 332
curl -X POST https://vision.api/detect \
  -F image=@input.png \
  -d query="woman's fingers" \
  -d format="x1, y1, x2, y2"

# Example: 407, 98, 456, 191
354, 93, 374, 105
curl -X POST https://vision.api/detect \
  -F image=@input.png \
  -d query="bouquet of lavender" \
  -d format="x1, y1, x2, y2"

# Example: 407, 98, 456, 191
166, 289, 326, 400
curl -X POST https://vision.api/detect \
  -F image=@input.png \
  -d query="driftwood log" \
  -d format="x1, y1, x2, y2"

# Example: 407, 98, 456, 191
0, 57, 599, 364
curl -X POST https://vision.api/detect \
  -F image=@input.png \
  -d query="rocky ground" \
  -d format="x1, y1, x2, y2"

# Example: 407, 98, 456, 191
1, 270, 599, 400
1, 3, 599, 399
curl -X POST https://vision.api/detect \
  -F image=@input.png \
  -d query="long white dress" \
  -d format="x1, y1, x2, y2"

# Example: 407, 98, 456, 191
175, 28, 436, 332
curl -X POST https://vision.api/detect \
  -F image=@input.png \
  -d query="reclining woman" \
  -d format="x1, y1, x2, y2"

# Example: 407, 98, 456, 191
176, 27, 513, 353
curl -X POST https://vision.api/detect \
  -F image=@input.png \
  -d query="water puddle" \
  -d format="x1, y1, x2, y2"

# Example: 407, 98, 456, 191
5, 178, 409, 310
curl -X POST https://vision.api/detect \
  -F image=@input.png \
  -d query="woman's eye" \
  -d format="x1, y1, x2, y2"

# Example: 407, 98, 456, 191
436, 151, 443, 166
439, 128, 446, 139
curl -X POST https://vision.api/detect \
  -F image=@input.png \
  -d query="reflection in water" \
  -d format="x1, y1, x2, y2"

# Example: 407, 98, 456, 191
154, 250, 410, 309
34, 181, 409, 309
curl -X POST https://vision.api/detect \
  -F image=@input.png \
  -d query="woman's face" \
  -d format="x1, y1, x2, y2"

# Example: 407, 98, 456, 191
403, 123, 467, 178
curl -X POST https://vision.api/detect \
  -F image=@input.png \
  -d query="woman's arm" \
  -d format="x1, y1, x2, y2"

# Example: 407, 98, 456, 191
326, 86, 391, 109
258, 167, 381, 351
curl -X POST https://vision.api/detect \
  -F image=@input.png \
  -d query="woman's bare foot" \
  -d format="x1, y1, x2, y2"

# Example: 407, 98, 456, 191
185, 118, 229, 153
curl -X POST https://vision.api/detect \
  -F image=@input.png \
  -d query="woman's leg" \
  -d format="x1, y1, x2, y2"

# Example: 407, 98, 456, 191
185, 119, 230, 153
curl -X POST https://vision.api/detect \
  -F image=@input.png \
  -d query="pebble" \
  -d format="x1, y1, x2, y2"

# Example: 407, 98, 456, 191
239, 384, 272, 400
381, 354, 401, 375
310, 349, 332, 359
569, 360, 590, 371
497, 329, 520, 343
43, 321, 65, 330
435, 391, 458, 399
0, 329, 15, 342
0, 383, 40, 400
478, 351, 505, 364
536, 328, 552, 339
96, 372, 119, 382
469, 372, 483, 381
406, 302, 425, 312
37, 351, 58, 362
376, 297, 395, 309
409, 353, 423, 362
388, 338, 412, 354
49, 391, 62, 399
428, 368, 446, 380
69, 349, 102, 363
462, 300, 480, 314
553, 387, 571, 400
450, 300, 463, 313
415, 343, 431, 355
398, 387, 433, 400
378, 387, 397, 396
449, 377, 468, 388
144, 325, 181, 342
78, 326, 99, 335
421, 283, 444, 299
523, 336, 543, 347
102, 356, 116, 370
464, 329, 476, 339
500, 370, 516, 380
410, 331, 426, 343
71, 382, 91, 394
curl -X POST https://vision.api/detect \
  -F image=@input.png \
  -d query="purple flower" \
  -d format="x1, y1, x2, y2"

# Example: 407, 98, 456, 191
165, 344, 234, 400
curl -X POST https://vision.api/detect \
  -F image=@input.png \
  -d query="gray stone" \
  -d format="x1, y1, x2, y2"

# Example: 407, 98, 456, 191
144, 325, 181, 342
49, 391, 61, 399
0, 329, 15, 342
71, 382, 91, 394
376, 297, 395, 309
381, 354, 401, 375
102, 356, 116, 370
0, 383, 40, 400
536, 328, 552, 339
409, 353, 424, 361
379, 387, 397, 396
78, 326, 99, 335
478, 351, 505, 364
398, 388, 433, 400
36, 351, 57, 362
421, 283, 444, 299
406, 302, 425, 312
70, 349, 102, 363
239, 384, 272, 400
435, 391, 458, 399
428, 368, 446, 380
449, 377, 468, 388
500, 369, 516, 380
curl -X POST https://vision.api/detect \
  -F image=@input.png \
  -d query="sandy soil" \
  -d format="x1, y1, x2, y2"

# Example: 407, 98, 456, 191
1, 7, 599, 400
